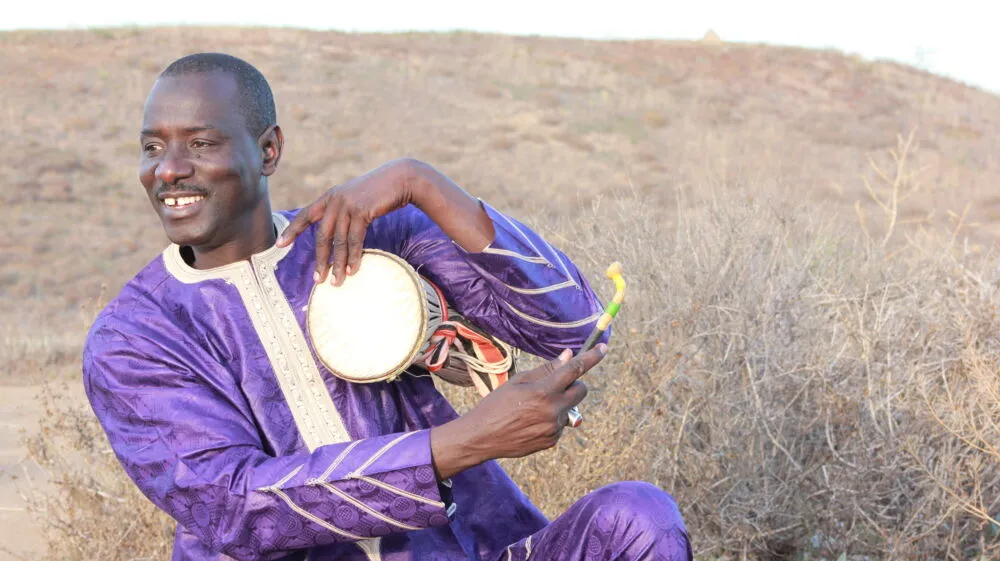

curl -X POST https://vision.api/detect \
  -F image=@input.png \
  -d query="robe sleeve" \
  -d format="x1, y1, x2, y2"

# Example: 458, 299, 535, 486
371, 200, 610, 360
82, 323, 450, 561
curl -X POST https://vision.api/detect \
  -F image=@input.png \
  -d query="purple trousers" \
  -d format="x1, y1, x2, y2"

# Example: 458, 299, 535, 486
494, 482, 692, 561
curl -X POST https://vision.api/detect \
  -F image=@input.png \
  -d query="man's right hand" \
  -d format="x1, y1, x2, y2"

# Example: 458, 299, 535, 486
429, 344, 607, 481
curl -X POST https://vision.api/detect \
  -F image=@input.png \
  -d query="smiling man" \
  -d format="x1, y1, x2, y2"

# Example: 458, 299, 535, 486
83, 53, 692, 561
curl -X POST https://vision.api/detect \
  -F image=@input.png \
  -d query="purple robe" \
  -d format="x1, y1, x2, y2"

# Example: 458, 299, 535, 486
83, 202, 692, 561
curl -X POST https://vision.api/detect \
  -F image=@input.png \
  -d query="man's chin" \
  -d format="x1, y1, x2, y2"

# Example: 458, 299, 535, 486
162, 222, 213, 249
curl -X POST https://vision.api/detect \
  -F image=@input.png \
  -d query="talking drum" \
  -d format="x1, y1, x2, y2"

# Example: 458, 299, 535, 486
305, 249, 518, 396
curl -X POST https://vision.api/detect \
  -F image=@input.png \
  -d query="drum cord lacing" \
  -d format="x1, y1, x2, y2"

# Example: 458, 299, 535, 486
419, 277, 515, 377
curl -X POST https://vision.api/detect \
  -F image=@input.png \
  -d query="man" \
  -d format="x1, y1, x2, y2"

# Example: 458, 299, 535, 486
83, 52, 692, 561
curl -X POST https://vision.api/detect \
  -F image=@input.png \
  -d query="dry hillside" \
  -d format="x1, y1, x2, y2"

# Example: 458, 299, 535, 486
2, 27, 999, 333
1, 26, 999, 560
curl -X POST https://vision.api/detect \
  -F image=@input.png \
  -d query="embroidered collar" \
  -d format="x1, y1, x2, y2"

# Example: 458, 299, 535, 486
162, 213, 293, 284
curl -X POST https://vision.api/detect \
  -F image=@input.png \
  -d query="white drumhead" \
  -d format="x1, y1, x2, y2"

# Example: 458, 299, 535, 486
306, 250, 428, 383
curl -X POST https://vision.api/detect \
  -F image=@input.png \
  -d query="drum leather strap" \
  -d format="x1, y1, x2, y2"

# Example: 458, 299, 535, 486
419, 277, 514, 397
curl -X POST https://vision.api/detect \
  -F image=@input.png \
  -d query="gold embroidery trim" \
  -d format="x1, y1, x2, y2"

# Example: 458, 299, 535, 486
162, 213, 351, 452
499, 278, 577, 295
316, 440, 363, 482
267, 487, 366, 541
491, 206, 580, 289
356, 539, 382, 561
502, 301, 602, 330
350, 432, 416, 476
481, 246, 549, 264
254, 233, 351, 450
352, 475, 446, 508
317, 482, 422, 531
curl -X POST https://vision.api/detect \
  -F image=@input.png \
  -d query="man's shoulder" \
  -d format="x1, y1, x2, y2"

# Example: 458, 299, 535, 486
84, 249, 174, 354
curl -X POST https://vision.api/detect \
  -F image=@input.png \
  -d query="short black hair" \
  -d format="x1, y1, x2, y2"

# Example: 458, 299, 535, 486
160, 52, 276, 136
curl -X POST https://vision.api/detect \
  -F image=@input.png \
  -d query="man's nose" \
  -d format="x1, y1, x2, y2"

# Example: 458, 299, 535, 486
155, 147, 195, 185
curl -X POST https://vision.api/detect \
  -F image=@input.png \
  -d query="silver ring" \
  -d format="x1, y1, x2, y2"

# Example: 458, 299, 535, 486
567, 406, 583, 428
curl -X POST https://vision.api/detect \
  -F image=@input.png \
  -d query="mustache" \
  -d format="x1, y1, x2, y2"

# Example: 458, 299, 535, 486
155, 183, 209, 198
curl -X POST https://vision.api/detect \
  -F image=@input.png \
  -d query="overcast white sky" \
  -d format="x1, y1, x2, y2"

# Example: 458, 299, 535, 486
5, 0, 996, 94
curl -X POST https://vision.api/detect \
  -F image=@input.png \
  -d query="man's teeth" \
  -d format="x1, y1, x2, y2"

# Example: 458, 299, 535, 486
164, 196, 205, 207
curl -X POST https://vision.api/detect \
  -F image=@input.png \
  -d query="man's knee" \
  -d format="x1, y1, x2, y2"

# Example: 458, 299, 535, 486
539, 482, 691, 561
587, 481, 687, 536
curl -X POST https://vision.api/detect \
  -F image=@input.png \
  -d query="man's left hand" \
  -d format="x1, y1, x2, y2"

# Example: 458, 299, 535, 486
276, 159, 414, 285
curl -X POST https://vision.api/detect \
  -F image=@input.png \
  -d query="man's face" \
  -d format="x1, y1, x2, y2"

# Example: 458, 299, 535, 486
139, 71, 266, 250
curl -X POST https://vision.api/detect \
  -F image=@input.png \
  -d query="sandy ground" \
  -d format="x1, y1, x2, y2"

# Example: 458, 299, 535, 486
0, 386, 47, 559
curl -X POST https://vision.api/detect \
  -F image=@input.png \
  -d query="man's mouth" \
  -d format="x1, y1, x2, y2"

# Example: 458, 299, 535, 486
163, 195, 206, 208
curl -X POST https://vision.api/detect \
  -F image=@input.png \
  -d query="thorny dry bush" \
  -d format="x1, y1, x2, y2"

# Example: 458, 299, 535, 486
22, 383, 175, 560
511, 189, 1000, 560
21, 135, 1000, 560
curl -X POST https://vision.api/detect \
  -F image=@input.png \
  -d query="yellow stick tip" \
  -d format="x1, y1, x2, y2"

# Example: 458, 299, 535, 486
606, 262, 623, 278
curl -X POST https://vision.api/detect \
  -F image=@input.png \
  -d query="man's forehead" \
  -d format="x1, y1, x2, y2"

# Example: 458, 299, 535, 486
142, 72, 241, 130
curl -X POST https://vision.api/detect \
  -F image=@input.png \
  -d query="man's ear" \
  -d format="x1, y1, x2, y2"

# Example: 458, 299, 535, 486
260, 124, 284, 177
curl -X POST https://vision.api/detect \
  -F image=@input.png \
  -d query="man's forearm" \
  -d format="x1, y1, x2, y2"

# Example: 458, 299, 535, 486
401, 159, 496, 253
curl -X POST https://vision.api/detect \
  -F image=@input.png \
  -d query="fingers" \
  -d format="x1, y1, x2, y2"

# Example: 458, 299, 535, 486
313, 199, 341, 283
517, 349, 573, 384
346, 215, 368, 279
557, 380, 589, 410
277, 203, 322, 248
329, 205, 368, 286
544, 344, 607, 393
329, 205, 351, 286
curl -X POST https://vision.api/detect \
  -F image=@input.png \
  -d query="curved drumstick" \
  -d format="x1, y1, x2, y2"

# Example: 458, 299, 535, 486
567, 261, 626, 428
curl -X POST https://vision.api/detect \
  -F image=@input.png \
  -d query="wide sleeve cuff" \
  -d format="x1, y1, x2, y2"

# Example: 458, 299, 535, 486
250, 430, 451, 541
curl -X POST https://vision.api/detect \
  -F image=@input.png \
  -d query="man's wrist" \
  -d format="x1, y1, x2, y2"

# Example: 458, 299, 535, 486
429, 415, 485, 481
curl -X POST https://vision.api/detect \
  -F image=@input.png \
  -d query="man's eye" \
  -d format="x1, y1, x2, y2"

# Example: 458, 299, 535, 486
143, 144, 161, 154
192, 140, 212, 148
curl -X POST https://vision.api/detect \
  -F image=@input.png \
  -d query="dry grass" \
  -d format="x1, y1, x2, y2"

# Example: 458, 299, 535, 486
490, 149, 1000, 558
21, 383, 175, 560
4, 26, 1000, 561
21, 155, 1000, 559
